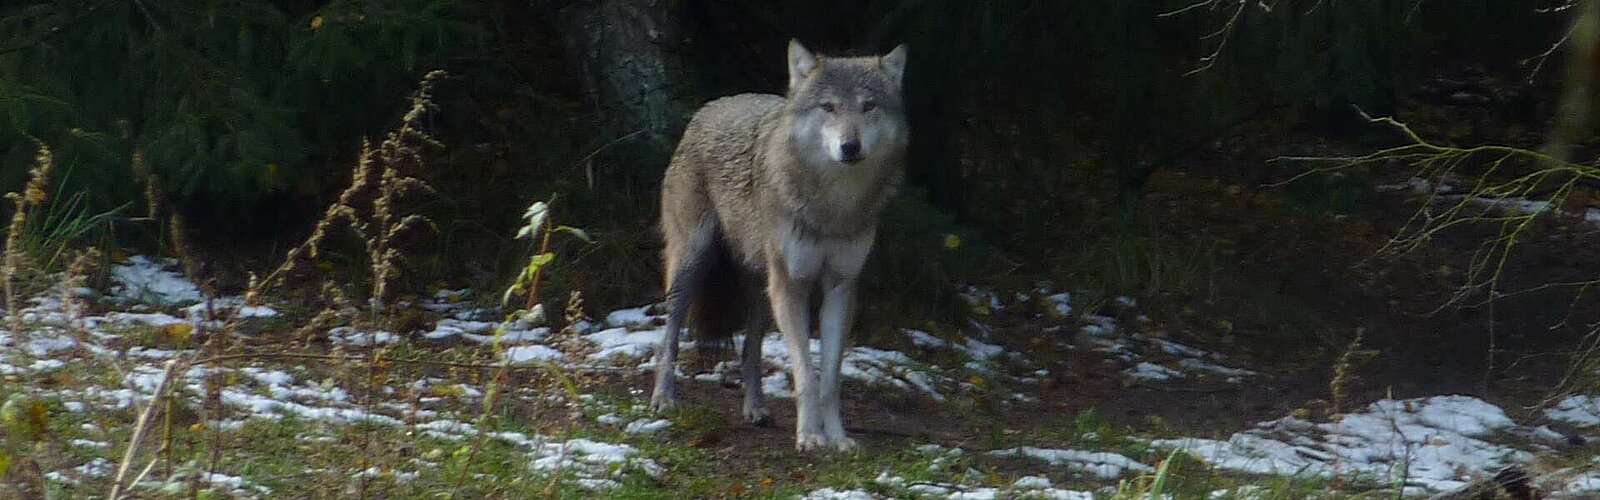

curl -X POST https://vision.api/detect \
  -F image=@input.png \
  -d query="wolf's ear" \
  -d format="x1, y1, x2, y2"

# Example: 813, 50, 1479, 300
881, 44, 908, 87
787, 39, 817, 91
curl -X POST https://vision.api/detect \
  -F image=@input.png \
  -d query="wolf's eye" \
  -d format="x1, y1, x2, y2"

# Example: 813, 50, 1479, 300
862, 101, 877, 112
820, 102, 836, 113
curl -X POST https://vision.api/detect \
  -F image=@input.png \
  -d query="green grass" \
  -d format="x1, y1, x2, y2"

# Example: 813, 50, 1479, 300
23, 189, 124, 272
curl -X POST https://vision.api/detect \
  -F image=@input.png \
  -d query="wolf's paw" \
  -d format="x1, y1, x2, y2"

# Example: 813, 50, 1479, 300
649, 391, 678, 413
743, 406, 773, 427
795, 433, 857, 452
795, 432, 829, 452
828, 435, 859, 452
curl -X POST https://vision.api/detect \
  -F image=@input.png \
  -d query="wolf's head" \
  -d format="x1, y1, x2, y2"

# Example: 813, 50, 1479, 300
784, 40, 909, 169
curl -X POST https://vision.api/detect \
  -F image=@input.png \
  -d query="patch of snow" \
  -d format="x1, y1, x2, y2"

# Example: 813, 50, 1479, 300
221, 388, 402, 426
1530, 425, 1569, 443
482, 328, 549, 345
110, 256, 203, 306
1151, 338, 1210, 358
624, 418, 672, 435
29, 359, 65, 372
1208, 486, 1266, 499
574, 478, 622, 491
1564, 470, 1600, 495
604, 306, 661, 328
99, 312, 189, 328
187, 471, 273, 495
417, 419, 478, 439
567, 319, 600, 334
1473, 196, 1551, 215
1047, 292, 1072, 317
1545, 395, 1599, 427
210, 419, 246, 432
1125, 362, 1184, 381
245, 368, 295, 387
69, 439, 109, 449
841, 346, 945, 400
1151, 396, 1532, 492
45, 457, 113, 484
1080, 315, 1117, 337
956, 337, 1005, 359
959, 286, 1003, 313
24, 334, 76, 356
503, 345, 564, 364
762, 372, 791, 398
127, 347, 182, 359
989, 447, 1154, 479
353, 467, 419, 484
906, 329, 949, 348
328, 327, 398, 347
1085, 337, 1137, 362
584, 327, 664, 361
803, 488, 880, 500
424, 319, 548, 345
415, 419, 662, 486
1178, 358, 1257, 378
528, 438, 663, 480
875, 471, 1093, 500
183, 298, 278, 320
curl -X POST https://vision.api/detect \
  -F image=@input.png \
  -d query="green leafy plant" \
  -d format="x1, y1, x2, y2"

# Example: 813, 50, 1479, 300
502, 197, 592, 311
447, 198, 591, 498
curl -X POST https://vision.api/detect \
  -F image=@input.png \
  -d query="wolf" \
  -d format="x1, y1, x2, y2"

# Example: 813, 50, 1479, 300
652, 40, 909, 452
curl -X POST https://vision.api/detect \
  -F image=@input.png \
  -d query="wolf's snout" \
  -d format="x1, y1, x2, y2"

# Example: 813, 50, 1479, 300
839, 140, 862, 162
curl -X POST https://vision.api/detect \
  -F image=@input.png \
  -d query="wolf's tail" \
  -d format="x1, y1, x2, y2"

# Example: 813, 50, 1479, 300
665, 219, 744, 352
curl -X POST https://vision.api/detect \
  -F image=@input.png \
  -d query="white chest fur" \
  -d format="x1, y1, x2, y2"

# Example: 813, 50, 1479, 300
776, 219, 875, 283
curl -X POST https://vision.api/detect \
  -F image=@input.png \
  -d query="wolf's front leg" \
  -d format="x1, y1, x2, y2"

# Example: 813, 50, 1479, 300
768, 267, 824, 451
817, 274, 858, 451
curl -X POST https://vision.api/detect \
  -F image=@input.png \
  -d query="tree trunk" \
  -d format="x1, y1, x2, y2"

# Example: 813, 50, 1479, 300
554, 0, 696, 166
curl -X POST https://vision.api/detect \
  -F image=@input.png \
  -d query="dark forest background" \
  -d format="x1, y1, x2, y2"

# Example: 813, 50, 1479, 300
0, 0, 1589, 361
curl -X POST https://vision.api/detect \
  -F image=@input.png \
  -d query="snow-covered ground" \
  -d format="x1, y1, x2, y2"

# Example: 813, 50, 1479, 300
2, 257, 662, 496
4, 260, 1597, 498
1152, 396, 1523, 494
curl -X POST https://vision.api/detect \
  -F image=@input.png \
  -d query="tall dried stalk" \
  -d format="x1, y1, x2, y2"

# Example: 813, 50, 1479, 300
108, 360, 179, 500
259, 70, 445, 323
1330, 327, 1367, 414
133, 149, 162, 222
3, 141, 55, 325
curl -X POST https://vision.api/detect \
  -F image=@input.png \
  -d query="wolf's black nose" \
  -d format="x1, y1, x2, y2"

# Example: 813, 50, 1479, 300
840, 141, 861, 160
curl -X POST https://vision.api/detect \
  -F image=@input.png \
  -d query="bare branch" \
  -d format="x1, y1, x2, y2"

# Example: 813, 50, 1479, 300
1521, 19, 1582, 82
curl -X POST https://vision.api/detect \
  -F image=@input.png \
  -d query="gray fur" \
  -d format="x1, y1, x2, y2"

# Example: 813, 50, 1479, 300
652, 40, 910, 452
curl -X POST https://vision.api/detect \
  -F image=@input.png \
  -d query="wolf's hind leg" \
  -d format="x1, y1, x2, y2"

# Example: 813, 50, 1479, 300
651, 219, 718, 413
741, 314, 773, 426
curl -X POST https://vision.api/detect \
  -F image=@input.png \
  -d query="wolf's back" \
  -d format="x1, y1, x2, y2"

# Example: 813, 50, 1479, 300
665, 93, 786, 266
670, 93, 785, 175
658, 93, 786, 347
